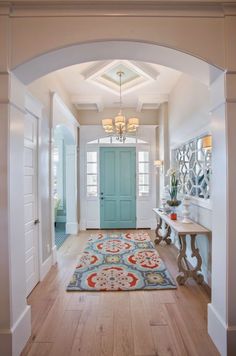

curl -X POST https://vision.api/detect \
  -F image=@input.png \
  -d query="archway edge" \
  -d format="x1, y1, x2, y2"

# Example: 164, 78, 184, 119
13, 40, 223, 85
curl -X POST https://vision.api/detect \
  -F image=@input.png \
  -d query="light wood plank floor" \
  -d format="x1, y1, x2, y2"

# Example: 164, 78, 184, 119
21, 230, 219, 356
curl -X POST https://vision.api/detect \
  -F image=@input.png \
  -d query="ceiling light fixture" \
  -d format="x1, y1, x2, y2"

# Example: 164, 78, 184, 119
102, 71, 139, 142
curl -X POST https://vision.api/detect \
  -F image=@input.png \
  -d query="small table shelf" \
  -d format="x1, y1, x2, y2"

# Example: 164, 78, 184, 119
153, 208, 211, 285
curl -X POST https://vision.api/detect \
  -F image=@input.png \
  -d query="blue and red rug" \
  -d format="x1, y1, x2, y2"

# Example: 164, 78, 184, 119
67, 232, 176, 291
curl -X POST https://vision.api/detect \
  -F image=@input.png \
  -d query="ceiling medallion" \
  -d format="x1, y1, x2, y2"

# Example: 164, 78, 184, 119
102, 71, 139, 142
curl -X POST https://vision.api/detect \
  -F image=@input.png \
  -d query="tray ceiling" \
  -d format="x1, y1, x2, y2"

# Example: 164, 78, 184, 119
55, 60, 181, 112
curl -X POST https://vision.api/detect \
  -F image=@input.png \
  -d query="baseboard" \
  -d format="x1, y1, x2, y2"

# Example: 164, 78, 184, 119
208, 303, 227, 356
85, 221, 99, 229
52, 244, 57, 265
40, 254, 52, 281
66, 222, 79, 235
0, 305, 31, 356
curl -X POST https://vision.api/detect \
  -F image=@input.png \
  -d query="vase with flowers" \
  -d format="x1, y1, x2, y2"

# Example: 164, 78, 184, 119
166, 168, 181, 220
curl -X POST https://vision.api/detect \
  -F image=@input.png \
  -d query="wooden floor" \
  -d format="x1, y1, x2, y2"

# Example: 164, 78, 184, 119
22, 230, 219, 356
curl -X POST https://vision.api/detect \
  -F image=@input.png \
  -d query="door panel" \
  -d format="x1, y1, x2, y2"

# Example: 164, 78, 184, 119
104, 200, 117, 221
103, 150, 116, 196
120, 200, 132, 221
100, 147, 136, 229
24, 113, 39, 296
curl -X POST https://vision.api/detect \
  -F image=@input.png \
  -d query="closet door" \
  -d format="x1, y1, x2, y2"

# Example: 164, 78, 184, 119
24, 113, 39, 295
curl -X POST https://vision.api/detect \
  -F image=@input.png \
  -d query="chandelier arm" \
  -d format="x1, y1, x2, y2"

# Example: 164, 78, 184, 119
102, 69, 139, 142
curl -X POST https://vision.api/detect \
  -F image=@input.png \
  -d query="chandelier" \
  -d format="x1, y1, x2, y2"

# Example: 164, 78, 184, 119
102, 71, 139, 142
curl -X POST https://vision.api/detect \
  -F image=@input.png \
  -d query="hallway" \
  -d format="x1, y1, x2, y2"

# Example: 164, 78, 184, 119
22, 231, 218, 356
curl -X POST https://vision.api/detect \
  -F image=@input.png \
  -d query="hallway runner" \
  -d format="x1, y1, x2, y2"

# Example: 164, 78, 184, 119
67, 232, 176, 291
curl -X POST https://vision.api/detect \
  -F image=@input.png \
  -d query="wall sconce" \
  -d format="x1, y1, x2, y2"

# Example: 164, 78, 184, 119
202, 135, 212, 151
154, 160, 163, 173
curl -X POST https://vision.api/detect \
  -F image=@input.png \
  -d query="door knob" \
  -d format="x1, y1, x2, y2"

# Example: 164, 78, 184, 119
34, 219, 40, 225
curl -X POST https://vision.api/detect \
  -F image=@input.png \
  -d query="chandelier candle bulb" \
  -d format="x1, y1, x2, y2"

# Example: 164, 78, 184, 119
128, 117, 139, 127
115, 114, 126, 127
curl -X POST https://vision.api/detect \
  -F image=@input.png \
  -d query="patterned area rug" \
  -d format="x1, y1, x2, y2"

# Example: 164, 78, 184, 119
67, 232, 176, 291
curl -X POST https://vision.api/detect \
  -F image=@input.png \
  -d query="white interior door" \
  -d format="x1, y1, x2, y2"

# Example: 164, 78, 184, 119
24, 112, 39, 296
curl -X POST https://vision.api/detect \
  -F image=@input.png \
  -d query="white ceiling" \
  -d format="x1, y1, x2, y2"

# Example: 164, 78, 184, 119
55, 60, 182, 112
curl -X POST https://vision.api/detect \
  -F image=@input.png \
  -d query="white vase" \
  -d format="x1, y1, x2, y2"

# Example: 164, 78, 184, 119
182, 196, 191, 223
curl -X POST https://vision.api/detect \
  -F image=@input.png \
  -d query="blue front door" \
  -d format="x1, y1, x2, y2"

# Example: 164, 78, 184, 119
100, 147, 136, 229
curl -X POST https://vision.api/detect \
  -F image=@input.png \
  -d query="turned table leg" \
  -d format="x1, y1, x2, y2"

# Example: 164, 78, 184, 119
176, 234, 204, 285
163, 223, 172, 245
154, 218, 172, 245
154, 217, 163, 244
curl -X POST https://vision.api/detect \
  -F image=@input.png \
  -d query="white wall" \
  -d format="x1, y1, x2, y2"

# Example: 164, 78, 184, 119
78, 108, 159, 125
168, 74, 212, 285
157, 102, 170, 203
169, 74, 211, 147
28, 71, 78, 118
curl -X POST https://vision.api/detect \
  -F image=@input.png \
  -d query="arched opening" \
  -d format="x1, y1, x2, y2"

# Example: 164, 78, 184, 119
7, 39, 228, 356
13, 40, 223, 85
51, 92, 79, 253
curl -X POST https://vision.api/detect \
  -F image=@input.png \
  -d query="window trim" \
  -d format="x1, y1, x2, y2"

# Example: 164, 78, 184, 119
138, 150, 150, 197
86, 151, 98, 198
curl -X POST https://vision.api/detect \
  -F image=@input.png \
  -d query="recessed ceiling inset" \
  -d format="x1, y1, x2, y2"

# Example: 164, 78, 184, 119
102, 64, 139, 86
81, 60, 159, 96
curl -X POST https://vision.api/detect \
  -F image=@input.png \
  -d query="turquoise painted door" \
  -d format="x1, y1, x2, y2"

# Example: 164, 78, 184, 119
100, 147, 136, 229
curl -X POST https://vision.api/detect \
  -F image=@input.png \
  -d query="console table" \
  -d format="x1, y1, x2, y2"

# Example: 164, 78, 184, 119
153, 208, 211, 285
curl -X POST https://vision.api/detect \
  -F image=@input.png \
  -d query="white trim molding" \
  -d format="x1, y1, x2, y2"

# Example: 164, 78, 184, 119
52, 245, 57, 265
40, 254, 53, 281
208, 304, 227, 356
0, 306, 31, 356
66, 222, 79, 235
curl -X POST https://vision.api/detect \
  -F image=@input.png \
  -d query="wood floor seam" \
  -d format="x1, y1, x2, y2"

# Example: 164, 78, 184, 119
21, 230, 219, 356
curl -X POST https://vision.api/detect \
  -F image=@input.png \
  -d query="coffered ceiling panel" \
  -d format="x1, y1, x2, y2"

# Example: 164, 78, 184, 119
55, 60, 181, 111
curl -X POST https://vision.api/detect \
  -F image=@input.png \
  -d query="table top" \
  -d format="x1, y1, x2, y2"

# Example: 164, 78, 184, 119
152, 208, 210, 235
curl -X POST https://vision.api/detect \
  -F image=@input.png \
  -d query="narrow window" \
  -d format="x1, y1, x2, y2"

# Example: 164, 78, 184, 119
138, 151, 150, 196
86, 151, 98, 197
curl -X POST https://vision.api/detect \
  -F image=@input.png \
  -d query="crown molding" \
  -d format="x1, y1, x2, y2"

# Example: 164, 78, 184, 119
137, 93, 168, 112
1, 1, 236, 18
70, 95, 104, 112
0, 2, 11, 14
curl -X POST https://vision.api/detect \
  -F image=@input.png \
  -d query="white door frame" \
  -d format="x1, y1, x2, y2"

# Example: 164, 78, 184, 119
50, 92, 79, 257
80, 125, 157, 230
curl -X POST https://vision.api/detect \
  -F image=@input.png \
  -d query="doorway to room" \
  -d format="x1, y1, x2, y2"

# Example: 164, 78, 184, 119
53, 126, 69, 249
100, 147, 136, 229
53, 124, 78, 249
